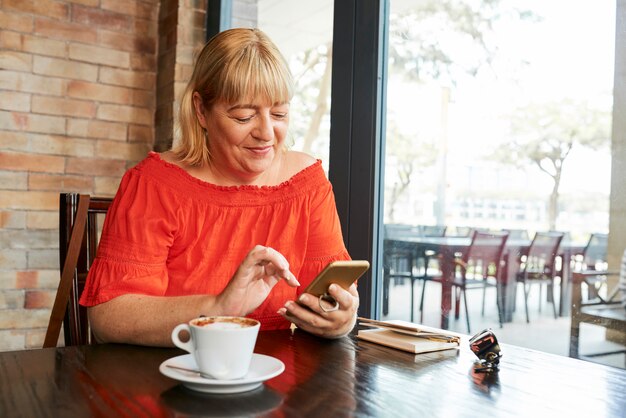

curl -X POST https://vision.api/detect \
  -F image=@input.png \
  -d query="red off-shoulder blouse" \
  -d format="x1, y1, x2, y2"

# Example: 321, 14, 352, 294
79, 152, 350, 330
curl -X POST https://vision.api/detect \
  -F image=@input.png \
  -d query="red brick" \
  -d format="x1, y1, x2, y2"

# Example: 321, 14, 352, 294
128, 124, 154, 143
67, 80, 130, 104
32, 96, 96, 118
16, 271, 39, 289
130, 53, 157, 71
0, 131, 29, 152
66, 157, 127, 176
0, 110, 66, 135
28, 133, 94, 157
72, 5, 132, 31
4, 0, 69, 21
0, 191, 58, 211
34, 17, 97, 43
98, 30, 157, 54
0, 309, 51, 329
0, 30, 23, 50
101, 0, 158, 21
67, 0, 100, 6
29, 173, 93, 191
94, 176, 122, 196
0, 249, 28, 270
133, 19, 158, 36
130, 90, 155, 108
26, 211, 58, 229
99, 67, 156, 90
22, 34, 68, 58
0, 51, 32, 71
0, 11, 33, 33
97, 104, 153, 125
0, 91, 31, 112
67, 118, 127, 140
0, 151, 65, 173
33, 56, 98, 81
0, 70, 64, 96
25, 290, 56, 309
69, 43, 130, 67
96, 139, 150, 160
0, 211, 26, 228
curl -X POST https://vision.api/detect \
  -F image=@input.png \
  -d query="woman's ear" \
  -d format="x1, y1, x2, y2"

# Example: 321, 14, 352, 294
192, 92, 208, 129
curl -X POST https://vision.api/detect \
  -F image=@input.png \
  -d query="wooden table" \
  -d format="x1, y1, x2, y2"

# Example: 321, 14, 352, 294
384, 237, 584, 329
2, 329, 625, 417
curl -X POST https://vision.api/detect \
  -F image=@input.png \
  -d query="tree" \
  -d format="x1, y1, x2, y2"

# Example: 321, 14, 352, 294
384, 1, 534, 220
385, 118, 437, 222
492, 100, 611, 229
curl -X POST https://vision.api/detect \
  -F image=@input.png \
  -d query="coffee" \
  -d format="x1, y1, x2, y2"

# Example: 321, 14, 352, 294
172, 316, 260, 380
193, 316, 256, 328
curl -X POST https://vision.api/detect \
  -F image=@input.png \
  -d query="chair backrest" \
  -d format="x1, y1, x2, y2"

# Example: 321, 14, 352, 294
44, 193, 112, 347
522, 231, 564, 277
582, 233, 608, 270
462, 230, 509, 279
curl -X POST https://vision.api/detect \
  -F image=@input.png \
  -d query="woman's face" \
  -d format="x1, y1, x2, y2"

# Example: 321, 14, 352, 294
194, 92, 290, 184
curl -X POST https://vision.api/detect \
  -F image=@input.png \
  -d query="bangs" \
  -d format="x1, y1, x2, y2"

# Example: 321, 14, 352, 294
218, 44, 293, 105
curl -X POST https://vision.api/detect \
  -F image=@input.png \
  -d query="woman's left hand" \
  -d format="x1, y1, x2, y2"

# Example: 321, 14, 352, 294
277, 283, 359, 338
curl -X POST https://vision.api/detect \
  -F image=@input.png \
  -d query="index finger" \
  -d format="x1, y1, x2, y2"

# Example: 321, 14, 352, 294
245, 245, 300, 286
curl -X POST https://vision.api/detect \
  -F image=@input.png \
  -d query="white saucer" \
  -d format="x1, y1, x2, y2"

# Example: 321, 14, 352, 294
159, 353, 285, 394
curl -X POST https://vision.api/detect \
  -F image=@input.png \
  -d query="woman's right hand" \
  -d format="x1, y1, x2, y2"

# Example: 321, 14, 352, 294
216, 245, 300, 316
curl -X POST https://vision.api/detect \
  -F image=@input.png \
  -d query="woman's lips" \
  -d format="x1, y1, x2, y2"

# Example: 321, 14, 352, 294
247, 146, 273, 155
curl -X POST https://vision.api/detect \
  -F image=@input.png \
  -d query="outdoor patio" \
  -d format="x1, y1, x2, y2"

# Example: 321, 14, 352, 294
382, 278, 626, 369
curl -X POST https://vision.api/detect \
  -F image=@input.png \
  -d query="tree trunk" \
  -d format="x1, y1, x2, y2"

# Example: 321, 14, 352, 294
548, 167, 562, 230
302, 46, 333, 154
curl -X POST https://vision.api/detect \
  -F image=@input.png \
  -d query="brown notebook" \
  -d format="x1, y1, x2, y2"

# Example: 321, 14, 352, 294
357, 318, 461, 354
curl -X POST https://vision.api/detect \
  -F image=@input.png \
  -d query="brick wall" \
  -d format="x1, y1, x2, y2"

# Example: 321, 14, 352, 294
0, 0, 207, 351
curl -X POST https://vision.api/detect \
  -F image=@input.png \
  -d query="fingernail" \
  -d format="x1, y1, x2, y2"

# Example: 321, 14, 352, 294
298, 294, 307, 303
290, 273, 300, 286
328, 284, 337, 292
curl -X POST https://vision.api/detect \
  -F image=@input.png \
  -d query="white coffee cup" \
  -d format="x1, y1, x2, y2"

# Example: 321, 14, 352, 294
171, 316, 260, 380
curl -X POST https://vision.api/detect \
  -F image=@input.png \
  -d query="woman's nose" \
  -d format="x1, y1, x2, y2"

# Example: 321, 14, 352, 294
252, 114, 274, 142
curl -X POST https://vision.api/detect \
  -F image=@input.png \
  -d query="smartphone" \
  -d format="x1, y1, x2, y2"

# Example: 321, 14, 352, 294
303, 260, 370, 297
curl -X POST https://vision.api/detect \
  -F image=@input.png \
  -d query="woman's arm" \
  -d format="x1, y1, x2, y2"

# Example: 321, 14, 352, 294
89, 245, 299, 346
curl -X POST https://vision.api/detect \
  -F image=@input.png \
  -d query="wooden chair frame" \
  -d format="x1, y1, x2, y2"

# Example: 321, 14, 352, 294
569, 271, 626, 363
44, 193, 112, 347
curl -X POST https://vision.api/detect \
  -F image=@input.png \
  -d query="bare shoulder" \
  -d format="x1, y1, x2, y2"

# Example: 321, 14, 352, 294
159, 150, 179, 165
283, 150, 317, 177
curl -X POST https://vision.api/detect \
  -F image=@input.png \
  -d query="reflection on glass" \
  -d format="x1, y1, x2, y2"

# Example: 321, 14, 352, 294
231, 0, 334, 170
382, 0, 622, 367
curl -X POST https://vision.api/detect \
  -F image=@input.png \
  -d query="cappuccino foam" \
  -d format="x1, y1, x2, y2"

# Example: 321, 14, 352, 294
193, 316, 257, 329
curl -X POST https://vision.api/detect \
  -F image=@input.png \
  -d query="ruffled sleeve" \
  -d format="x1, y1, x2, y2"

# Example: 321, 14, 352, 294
296, 179, 351, 294
79, 165, 180, 306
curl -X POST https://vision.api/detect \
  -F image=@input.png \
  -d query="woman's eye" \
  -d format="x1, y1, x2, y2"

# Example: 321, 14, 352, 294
235, 116, 253, 123
272, 113, 287, 119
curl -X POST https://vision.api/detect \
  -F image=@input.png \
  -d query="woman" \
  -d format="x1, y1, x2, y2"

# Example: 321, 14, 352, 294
79, 28, 359, 346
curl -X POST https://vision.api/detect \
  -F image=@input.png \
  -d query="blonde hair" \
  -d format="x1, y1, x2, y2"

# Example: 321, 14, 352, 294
173, 28, 294, 166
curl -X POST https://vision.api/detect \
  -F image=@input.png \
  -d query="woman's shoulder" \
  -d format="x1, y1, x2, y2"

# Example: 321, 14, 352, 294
282, 150, 318, 179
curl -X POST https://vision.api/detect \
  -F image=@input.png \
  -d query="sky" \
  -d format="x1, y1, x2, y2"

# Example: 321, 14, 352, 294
387, 0, 616, 196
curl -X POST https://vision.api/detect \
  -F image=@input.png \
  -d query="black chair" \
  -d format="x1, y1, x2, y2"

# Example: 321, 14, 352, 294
44, 193, 112, 347
382, 224, 420, 319
382, 224, 446, 322
515, 231, 564, 323
420, 230, 509, 333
